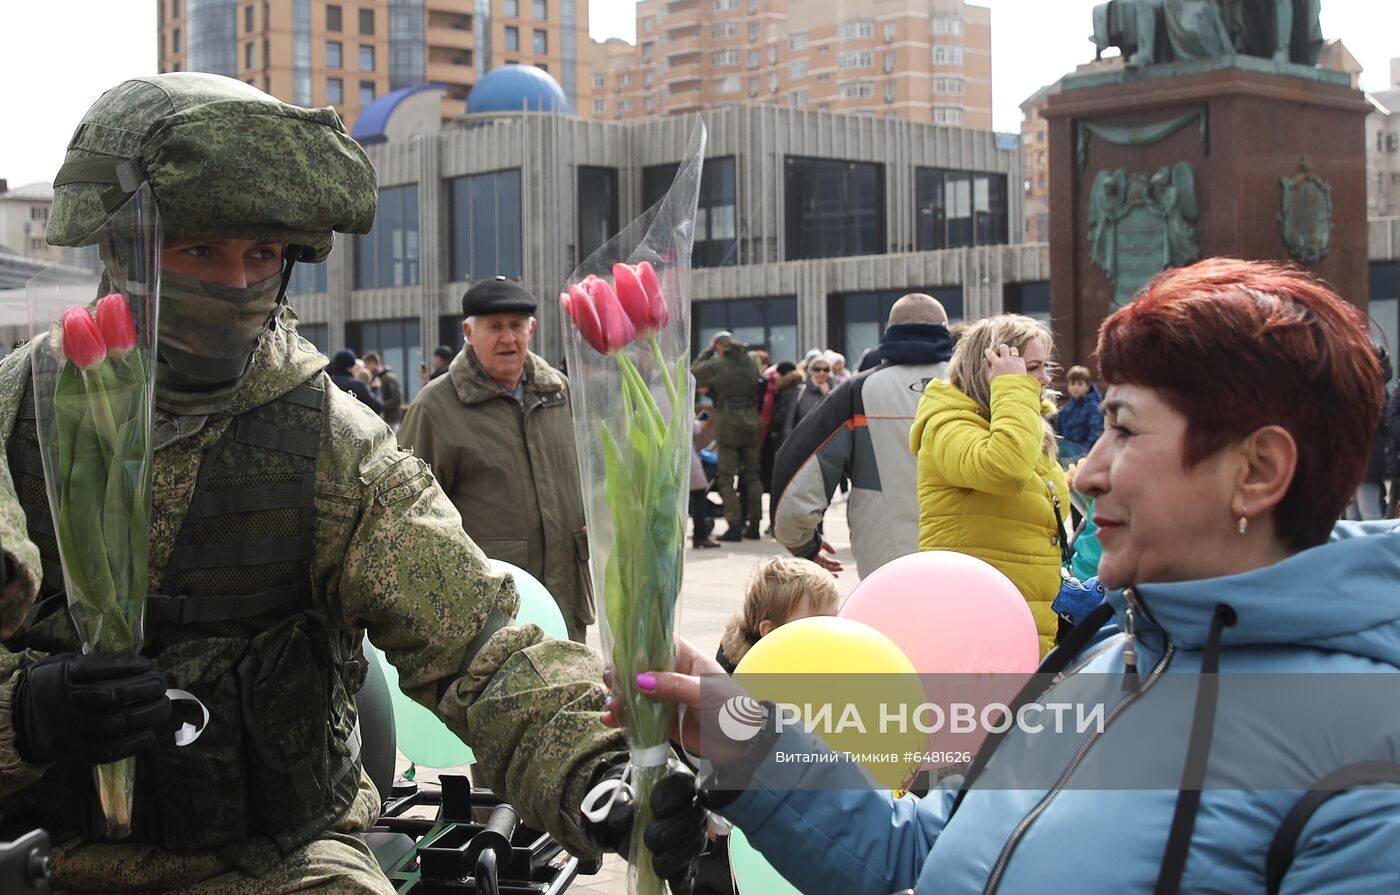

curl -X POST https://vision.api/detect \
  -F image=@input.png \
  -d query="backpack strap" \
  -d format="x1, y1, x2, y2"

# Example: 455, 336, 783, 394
1264, 761, 1400, 895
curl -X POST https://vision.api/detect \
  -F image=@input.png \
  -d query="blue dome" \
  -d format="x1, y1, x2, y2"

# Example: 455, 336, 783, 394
350, 83, 449, 145
468, 65, 569, 115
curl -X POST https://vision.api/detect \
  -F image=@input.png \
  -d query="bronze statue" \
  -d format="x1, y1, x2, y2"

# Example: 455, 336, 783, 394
1089, 163, 1201, 305
1092, 0, 1322, 67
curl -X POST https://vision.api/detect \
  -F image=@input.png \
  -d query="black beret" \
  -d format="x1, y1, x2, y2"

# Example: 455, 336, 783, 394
462, 276, 538, 318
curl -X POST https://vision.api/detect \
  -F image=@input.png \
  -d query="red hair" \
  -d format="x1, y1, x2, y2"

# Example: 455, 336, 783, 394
1097, 258, 1383, 551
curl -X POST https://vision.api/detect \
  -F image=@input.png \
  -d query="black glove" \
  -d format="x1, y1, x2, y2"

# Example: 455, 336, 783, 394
586, 761, 709, 895
13, 653, 171, 766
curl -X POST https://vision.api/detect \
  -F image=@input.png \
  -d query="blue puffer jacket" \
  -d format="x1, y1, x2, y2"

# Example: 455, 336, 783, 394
1055, 386, 1104, 458
718, 521, 1400, 894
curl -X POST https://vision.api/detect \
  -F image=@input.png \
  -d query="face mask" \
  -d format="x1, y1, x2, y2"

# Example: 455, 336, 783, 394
154, 269, 285, 416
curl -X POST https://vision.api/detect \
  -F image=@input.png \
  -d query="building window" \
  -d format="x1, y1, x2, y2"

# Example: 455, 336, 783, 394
533, 0, 546, 17
533, 29, 547, 53
829, 287, 963, 361
591, 73, 605, 88
359, 44, 375, 70
245, 42, 255, 68
643, 156, 738, 268
692, 296, 796, 362
29, 206, 47, 221
932, 45, 964, 65
767, 44, 777, 64
244, 4, 254, 31
297, 322, 329, 354
712, 22, 739, 39
933, 106, 964, 125
643, 70, 653, 87
790, 88, 808, 106
504, 26, 519, 51
935, 76, 964, 95
748, 49, 759, 69
359, 79, 376, 104
714, 75, 740, 94
788, 59, 807, 79
838, 49, 872, 69
288, 260, 329, 295
748, 76, 760, 96
711, 48, 739, 66
355, 184, 420, 289
593, 98, 606, 113
915, 168, 1008, 250
505, 0, 518, 14
644, 94, 655, 112
769, 72, 779, 92
838, 18, 874, 40
327, 76, 343, 103
359, 9, 374, 33
449, 169, 523, 281
618, 72, 631, 86
749, 22, 758, 41
326, 4, 341, 31
932, 15, 963, 36
642, 15, 654, 32
1002, 281, 1050, 323
788, 31, 807, 50
1370, 261, 1400, 364
577, 166, 619, 265
838, 80, 874, 99
642, 41, 653, 61
327, 40, 342, 68
345, 318, 424, 402
784, 157, 884, 261
712, 0, 739, 9
173, 27, 182, 53
172, 0, 181, 18
618, 98, 630, 112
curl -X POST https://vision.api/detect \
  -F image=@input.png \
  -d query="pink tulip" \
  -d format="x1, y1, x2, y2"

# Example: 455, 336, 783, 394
612, 262, 668, 335
94, 294, 136, 360
562, 286, 607, 355
61, 307, 107, 370
636, 261, 669, 331
564, 275, 636, 355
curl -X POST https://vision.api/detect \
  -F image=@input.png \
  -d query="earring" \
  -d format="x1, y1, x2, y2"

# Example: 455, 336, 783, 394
1237, 516, 1248, 535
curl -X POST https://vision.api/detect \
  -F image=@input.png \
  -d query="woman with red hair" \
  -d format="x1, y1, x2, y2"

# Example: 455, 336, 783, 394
609, 258, 1400, 895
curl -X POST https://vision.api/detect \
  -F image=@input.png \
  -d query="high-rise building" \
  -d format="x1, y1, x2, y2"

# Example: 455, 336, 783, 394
1368, 58, 1400, 219
587, 0, 991, 126
157, 0, 589, 129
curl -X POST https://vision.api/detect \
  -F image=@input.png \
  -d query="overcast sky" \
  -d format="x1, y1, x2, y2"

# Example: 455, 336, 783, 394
2, 0, 1394, 187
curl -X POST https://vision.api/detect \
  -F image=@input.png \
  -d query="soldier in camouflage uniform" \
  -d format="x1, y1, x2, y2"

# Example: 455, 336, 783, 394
0, 73, 665, 893
691, 334, 765, 541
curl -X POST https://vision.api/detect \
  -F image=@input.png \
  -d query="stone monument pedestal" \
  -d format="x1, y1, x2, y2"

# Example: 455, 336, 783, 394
1043, 57, 1372, 370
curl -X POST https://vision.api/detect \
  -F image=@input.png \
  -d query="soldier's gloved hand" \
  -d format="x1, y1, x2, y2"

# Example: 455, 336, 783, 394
13, 653, 171, 766
585, 760, 709, 895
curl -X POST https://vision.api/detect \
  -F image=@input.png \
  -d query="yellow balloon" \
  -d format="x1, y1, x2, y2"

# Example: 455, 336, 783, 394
735, 617, 926, 790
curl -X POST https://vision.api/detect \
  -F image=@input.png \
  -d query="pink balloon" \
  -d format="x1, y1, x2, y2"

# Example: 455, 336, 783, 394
840, 551, 1040, 675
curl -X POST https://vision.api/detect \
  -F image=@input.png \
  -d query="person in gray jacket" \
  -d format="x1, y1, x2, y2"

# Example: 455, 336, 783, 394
770, 294, 952, 578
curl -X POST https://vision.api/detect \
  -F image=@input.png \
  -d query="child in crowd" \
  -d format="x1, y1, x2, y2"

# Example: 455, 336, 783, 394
716, 555, 841, 673
1054, 365, 1104, 462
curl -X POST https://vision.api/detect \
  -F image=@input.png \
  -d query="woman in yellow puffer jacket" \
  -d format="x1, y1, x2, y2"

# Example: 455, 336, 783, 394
910, 315, 1068, 655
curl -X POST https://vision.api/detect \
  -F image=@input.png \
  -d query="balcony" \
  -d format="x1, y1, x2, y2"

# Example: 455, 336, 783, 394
427, 60, 474, 85
428, 26, 475, 50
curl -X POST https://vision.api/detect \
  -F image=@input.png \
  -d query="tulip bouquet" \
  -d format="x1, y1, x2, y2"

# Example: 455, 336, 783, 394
28, 285, 157, 839
560, 124, 704, 895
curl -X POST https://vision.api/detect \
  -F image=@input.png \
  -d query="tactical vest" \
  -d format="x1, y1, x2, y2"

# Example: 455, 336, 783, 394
4, 376, 365, 866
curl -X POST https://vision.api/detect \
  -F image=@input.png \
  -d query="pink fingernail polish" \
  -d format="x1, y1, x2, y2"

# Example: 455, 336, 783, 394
635, 672, 657, 691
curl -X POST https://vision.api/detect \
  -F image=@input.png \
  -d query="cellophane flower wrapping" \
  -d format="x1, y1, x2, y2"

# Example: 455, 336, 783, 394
560, 122, 705, 895
25, 184, 160, 839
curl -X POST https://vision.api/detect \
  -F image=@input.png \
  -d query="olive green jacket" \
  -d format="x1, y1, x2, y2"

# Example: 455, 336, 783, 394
692, 343, 764, 448
398, 349, 594, 641
0, 315, 622, 888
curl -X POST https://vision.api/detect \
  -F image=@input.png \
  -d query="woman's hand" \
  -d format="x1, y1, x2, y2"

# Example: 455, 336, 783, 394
602, 638, 745, 764
985, 343, 1028, 380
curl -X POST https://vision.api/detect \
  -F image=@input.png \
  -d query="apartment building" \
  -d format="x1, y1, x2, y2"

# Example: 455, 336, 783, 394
0, 182, 64, 264
587, 0, 991, 126
157, 0, 589, 129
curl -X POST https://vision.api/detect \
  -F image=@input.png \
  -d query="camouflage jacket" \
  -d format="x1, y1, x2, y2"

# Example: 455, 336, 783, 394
0, 313, 624, 881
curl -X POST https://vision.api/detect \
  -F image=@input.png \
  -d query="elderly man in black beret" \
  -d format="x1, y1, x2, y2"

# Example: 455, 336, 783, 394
400, 277, 594, 640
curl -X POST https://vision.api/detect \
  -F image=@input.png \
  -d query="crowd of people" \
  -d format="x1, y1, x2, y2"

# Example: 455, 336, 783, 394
0, 70, 1398, 895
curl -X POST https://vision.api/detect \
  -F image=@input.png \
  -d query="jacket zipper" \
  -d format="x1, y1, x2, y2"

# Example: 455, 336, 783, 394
1122, 587, 1140, 691
980, 635, 1176, 895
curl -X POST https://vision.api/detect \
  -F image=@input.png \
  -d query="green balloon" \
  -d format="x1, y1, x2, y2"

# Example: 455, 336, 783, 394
368, 643, 475, 769
729, 827, 806, 895
489, 559, 569, 641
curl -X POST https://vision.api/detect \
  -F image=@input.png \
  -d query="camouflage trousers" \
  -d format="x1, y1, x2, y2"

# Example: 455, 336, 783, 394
50, 782, 393, 893
716, 441, 762, 529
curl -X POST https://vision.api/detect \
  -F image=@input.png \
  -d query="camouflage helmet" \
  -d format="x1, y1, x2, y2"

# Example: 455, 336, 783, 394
48, 73, 377, 262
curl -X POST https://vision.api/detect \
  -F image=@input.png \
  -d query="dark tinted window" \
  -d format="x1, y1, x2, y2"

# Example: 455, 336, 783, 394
916, 167, 1008, 250
691, 297, 797, 364
354, 184, 420, 288
449, 170, 523, 281
784, 157, 884, 260
827, 287, 963, 361
643, 156, 738, 267
577, 166, 619, 266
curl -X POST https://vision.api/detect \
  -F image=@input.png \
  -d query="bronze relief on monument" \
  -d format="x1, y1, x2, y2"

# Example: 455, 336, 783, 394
1088, 163, 1201, 305
1279, 158, 1332, 265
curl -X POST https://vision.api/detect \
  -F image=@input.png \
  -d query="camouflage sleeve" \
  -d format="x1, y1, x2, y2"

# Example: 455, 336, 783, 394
691, 352, 721, 388
0, 350, 42, 638
0, 650, 49, 796
324, 396, 625, 854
